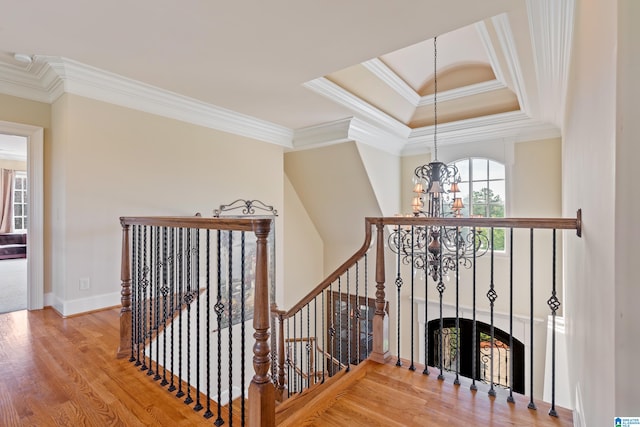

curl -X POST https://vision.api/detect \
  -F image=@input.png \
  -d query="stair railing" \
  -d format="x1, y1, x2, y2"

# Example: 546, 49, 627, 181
117, 215, 274, 426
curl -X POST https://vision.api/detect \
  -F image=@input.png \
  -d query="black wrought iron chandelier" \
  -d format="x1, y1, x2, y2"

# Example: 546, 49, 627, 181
389, 36, 489, 282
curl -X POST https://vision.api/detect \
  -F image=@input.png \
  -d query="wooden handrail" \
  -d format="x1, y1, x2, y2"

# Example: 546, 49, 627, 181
120, 215, 270, 232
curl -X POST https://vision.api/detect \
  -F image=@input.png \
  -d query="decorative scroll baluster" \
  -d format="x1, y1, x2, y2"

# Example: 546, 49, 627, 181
409, 225, 415, 372
204, 230, 213, 419
193, 228, 202, 412
470, 226, 477, 391
215, 230, 223, 426
314, 296, 318, 381
395, 225, 403, 368
355, 261, 360, 364
154, 227, 162, 381
148, 227, 155, 378
184, 228, 193, 405
507, 228, 515, 403
423, 250, 429, 376
346, 269, 351, 372
454, 226, 460, 386
328, 284, 334, 377
135, 225, 143, 367
548, 229, 560, 417
299, 310, 303, 392
528, 229, 536, 410
176, 228, 184, 398
240, 231, 247, 423
161, 227, 169, 387
293, 314, 297, 393
364, 254, 369, 360
168, 228, 176, 393
286, 317, 291, 398
225, 231, 234, 419
437, 226, 445, 381
129, 224, 137, 362
307, 304, 311, 385
487, 228, 497, 397
321, 291, 326, 383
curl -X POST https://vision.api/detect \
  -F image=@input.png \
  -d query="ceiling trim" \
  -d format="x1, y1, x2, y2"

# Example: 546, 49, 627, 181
526, 0, 575, 127
0, 56, 294, 148
403, 110, 560, 155
292, 117, 405, 156
362, 58, 421, 105
492, 14, 531, 114
417, 79, 507, 106
303, 77, 411, 138
475, 20, 507, 84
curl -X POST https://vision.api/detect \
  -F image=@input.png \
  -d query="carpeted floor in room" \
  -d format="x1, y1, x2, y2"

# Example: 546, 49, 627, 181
0, 258, 27, 313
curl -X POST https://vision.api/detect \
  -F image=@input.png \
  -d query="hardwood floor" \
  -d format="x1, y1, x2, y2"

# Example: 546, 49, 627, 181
277, 360, 573, 427
0, 307, 238, 426
0, 307, 572, 426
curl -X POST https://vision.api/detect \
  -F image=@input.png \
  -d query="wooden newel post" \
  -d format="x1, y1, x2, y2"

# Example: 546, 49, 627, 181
371, 221, 390, 363
249, 219, 275, 427
116, 219, 132, 359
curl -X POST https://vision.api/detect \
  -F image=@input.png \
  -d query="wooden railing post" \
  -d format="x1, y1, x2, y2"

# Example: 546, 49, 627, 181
371, 220, 390, 363
249, 219, 275, 427
116, 219, 132, 359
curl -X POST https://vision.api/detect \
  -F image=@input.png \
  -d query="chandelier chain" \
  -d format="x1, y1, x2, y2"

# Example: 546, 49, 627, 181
433, 36, 438, 161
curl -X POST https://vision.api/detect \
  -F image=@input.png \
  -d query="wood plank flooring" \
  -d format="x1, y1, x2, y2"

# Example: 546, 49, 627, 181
0, 307, 239, 426
280, 360, 573, 427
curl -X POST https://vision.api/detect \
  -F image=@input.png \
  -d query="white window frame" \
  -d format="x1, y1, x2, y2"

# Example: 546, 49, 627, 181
12, 171, 27, 233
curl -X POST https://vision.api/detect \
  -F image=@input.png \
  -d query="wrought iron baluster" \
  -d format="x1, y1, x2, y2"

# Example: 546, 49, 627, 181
148, 226, 155, 378
184, 228, 193, 405
410, 225, 415, 372
507, 228, 515, 403
395, 225, 403, 367
470, 226, 477, 391
299, 309, 303, 392
168, 228, 177, 393
355, 260, 360, 364
193, 229, 202, 412
204, 229, 213, 419
328, 284, 334, 377
346, 268, 351, 372
161, 227, 169, 387
154, 226, 162, 382
293, 312, 297, 393
487, 227, 497, 397
130, 224, 137, 363
314, 296, 318, 381
214, 230, 224, 426
365, 254, 369, 360
528, 228, 536, 410
437, 226, 445, 381
423, 248, 429, 376
226, 230, 233, 420
176, 228, 185, 398
286, 317, 291, 398
136, 225, 143, 367
307, 303, 311, 386
548, 229, 559, 417
321, 290, 326, 383
240, 231, 246, 423
338, 277, 342, 372
454, 226, 460, 385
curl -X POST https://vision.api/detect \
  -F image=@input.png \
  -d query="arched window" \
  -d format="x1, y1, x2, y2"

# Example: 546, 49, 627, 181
451, 158, 506, 250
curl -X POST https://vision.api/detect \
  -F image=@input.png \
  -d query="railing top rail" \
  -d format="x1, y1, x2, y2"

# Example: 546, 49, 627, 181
120, 216, 272, 232
373, 209, 582, 236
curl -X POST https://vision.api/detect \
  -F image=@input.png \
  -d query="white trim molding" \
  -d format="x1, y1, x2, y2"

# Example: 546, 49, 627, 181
0, 121, 44, 311
0, 56, 293, 148
526, 0, 576, 128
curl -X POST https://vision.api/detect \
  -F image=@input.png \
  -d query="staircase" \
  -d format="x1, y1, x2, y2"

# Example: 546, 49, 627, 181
276, 359, 573, 426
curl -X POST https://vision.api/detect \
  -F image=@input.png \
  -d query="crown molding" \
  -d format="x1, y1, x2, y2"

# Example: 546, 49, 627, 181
292, 117, 405, 155
492, 14, 531, 115
417, 79, 506, 106
475, 20, 507, 85
303, 77, 411, 138
403, 110, 560, 155
0, 56, 293, 148
526, 0, 575, 128
362, 58, 421, 106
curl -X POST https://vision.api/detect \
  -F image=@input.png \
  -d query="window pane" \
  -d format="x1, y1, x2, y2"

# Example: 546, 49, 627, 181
15, 178, 22, 190
472, 182, 489, 204
455, 159, 470, 182
488, 181, 506, 205
472, 158, 488, 181
15, 205, 22, 216
15, 218, 21, 229
472, 203, 487, 217
489, 160, 505, 180
14, 191, 22, 203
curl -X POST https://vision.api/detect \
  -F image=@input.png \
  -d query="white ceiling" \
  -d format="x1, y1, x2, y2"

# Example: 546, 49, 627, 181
0, 0, 574, 153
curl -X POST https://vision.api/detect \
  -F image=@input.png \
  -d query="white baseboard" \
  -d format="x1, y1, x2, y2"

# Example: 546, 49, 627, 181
45, 292, 121, 317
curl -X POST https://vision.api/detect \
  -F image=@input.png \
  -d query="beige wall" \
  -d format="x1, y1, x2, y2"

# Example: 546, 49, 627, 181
49, 93, 284, 314
562, 0, 617, 424
283, 174, 324, 309
0, 159, 27, 170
